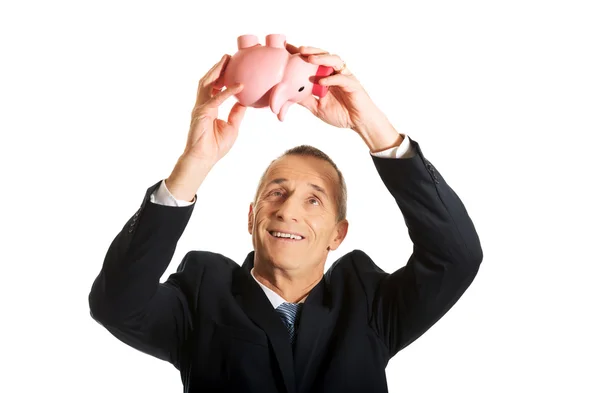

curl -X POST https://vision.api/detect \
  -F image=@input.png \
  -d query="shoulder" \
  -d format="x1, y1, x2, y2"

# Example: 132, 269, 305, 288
325, 249, 387, 281
176, 250, 240, 273
168, 250, 242, 288
324, 249, 392, 304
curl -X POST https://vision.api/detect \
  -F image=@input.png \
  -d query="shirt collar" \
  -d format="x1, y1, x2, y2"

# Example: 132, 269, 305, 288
250, 267, 306, 308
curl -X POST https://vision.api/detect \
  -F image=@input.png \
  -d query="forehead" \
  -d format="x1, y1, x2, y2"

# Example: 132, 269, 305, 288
264, 155, 338, 189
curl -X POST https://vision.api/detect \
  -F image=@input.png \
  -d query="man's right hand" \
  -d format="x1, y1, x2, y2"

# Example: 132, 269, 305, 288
166, 55, 246, 202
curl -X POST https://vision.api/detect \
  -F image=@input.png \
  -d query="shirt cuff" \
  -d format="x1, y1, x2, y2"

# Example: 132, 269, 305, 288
370, 134, 415, 159
149, 179, 196, 206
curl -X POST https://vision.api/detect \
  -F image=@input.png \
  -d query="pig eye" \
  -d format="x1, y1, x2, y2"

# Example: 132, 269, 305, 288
298, 86, 305, 92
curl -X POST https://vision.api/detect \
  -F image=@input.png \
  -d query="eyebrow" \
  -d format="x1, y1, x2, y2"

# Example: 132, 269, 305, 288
266, 178, 329, 198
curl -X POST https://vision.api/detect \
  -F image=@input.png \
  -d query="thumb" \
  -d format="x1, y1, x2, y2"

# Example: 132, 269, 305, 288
214, 118, 240, 147
227, 102, 247, 130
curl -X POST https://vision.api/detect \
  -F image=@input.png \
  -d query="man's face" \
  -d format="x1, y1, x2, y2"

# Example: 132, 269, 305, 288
248, 155, 348, 274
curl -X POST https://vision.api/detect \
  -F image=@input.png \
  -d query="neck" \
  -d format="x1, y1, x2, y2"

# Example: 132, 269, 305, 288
252, 258, 324, 303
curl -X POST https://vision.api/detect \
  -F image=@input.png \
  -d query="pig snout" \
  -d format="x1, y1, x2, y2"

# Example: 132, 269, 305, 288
312, 65, 335, 97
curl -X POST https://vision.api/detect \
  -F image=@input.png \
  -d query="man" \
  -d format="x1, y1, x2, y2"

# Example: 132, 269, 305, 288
89, 43, 483, 393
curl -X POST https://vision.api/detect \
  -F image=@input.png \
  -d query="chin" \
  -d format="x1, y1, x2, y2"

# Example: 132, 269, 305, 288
269, 252, 301, 268
259, 247, 302, 269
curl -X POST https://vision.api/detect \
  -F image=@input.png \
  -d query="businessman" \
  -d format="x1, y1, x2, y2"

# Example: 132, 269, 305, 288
89, 42, 483, 393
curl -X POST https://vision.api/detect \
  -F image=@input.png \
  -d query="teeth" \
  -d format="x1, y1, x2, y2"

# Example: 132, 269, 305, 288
271, 231, 302, 240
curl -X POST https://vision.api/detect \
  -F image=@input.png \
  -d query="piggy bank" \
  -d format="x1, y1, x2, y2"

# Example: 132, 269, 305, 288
221, 34, 334, 121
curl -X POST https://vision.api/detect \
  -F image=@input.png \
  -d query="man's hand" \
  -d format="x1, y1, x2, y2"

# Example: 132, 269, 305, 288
286, 43, 403, 152
166, 55, 246, 202
184, 54, 246, 163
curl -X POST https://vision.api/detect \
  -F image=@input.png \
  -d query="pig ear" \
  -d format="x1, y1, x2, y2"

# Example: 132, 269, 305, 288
269, 83, 288, 116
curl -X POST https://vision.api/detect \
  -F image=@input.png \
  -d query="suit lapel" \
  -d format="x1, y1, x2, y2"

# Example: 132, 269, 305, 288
233, 252, 296, 393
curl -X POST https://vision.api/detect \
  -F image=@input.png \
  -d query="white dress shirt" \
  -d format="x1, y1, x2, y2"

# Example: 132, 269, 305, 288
250, 268, 305, 308
149, 134, 414, 308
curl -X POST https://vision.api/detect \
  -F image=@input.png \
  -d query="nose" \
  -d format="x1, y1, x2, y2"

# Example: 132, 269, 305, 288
275, 196, 300, 222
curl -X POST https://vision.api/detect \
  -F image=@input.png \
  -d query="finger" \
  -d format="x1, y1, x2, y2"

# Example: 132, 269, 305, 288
298, 46, 329, 55
196, 54, 231, 103
318, 74, 361, 91
206, 54, 230, 82
227, 102, 247, 130
197, 55, 229, 97
285, 42, 300, 54
213, 75, 225, 90
204, 83, 243, 109
213, 57, 232, 91
307, 54, 347, 71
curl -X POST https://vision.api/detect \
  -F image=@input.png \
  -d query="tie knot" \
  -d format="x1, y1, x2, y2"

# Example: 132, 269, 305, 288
276, 302, 302, 327
276, 302, 303, 345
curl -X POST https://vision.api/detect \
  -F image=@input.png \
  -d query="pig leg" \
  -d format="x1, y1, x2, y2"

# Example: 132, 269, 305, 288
265, 34, 286, 48
237, 34, 259, 49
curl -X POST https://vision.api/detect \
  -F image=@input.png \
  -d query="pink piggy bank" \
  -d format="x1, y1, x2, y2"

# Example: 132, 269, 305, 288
221, 34, 334, 121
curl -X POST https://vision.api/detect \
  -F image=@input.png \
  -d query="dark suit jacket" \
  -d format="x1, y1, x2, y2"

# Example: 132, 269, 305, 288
89, 138, 483, 393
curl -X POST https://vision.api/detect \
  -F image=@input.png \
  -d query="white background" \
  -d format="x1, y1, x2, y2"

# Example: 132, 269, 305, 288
1, 0, 599, 392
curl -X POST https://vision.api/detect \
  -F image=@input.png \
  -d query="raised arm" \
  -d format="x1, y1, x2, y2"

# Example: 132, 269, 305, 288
88, 181, 197, 368
365, 137, 483, 359
264, 42, 482, 359
88, 54, 247, 368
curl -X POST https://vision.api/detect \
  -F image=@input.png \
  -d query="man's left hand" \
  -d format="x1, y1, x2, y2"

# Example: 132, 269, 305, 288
286, 43, 403, 152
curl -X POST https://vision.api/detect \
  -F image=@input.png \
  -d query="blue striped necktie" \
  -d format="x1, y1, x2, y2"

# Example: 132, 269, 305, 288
275, 302, 303, 345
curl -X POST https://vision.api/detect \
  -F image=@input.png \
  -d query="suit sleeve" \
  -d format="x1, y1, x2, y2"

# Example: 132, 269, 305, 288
88, 179, 200, 369
364, 137, 483, 359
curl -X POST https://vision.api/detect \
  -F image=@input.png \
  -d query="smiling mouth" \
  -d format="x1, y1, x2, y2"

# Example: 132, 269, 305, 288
268, 231, 304, 241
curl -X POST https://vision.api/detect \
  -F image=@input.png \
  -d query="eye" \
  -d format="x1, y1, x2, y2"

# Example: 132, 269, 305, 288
269, 190, 283, 197
298, 86, 305, 92
309, 197, 320, 205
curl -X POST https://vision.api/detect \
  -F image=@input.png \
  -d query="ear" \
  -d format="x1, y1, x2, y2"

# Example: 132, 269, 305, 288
247, 203, 254, 235
328, 219, 349, 251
